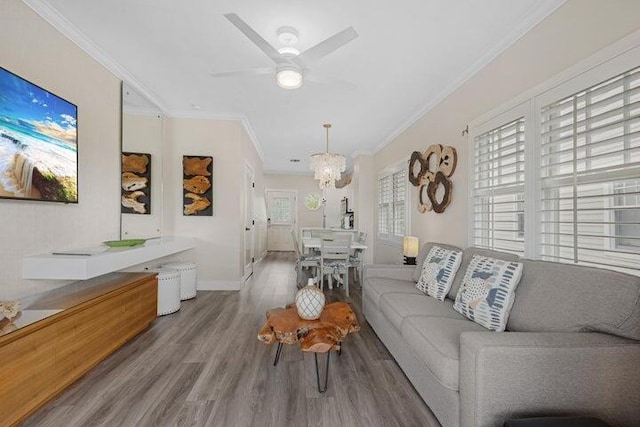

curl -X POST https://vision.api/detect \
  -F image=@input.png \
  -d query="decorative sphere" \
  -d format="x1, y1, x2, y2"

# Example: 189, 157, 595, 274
295, 281, 325, 320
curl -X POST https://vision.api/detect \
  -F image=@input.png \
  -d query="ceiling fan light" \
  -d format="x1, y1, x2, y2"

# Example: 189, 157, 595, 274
276, 68, 303, 90
278, 46, 300, 57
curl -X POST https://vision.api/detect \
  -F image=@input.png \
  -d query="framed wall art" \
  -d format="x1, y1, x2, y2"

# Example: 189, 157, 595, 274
182, 155, 213, 216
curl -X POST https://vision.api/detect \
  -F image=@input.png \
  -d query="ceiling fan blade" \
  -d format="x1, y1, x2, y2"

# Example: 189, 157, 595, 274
224, 13, 286, 65
296, 27, 358, 65
211, 67, 273, 78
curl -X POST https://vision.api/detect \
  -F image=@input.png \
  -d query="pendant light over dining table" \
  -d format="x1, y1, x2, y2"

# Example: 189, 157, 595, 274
310, 124, 346, 190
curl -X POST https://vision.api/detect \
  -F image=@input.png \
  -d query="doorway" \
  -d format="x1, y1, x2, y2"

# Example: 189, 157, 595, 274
266, 190, 296, 251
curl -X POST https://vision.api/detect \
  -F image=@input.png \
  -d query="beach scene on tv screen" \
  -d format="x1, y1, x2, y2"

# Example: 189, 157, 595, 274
0, 67, 77, 203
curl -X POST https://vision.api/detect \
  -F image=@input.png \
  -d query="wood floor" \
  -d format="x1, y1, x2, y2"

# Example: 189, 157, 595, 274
23, 252, 439, 427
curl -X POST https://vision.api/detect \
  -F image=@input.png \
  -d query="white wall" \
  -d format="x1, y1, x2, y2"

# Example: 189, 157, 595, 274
162, 117, 244, 290
373, 0, 640, 263
352, 154, 375, 264
0, 1, 121, 299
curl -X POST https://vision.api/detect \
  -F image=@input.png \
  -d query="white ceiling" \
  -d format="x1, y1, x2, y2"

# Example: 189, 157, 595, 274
27, 0, 564, 173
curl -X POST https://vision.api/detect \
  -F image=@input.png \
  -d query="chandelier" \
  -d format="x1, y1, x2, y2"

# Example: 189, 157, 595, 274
310, 124, 346, 189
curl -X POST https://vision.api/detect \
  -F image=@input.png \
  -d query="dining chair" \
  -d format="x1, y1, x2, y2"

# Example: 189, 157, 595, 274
291, 229, 320, 287
350, 232, 367, 284
319, 234, 352, 297
311, 228, 334, 238
300, 228, 312, 239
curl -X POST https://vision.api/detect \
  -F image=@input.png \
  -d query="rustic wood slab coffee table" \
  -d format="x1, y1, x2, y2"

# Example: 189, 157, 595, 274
257, 301, 360, 393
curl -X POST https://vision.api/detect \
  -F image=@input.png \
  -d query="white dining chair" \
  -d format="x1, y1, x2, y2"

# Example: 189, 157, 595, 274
291, 229, 320, 287
350, 232, 367, 284
319, 234, 352, 297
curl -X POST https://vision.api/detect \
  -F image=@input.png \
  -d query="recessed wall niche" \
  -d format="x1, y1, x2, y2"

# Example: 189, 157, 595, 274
120, 83, 163, 238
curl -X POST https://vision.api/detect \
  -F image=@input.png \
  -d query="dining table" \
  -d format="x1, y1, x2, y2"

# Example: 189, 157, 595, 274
301, 237, 368, 251
301, 236, 368, 288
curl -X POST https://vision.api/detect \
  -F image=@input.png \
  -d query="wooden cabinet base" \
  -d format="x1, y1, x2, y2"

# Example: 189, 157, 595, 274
0, 273, 157, 426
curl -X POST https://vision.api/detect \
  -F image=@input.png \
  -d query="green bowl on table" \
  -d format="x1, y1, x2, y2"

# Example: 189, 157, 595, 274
103, 239, 147, 247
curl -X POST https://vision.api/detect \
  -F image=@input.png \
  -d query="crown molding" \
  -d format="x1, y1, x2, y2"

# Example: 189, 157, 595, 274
373, 0, 566, 154
22, 0, 168, 114
240, 117, 265, 162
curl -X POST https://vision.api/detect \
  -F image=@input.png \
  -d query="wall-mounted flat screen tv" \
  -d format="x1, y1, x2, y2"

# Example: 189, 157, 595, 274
0, 66, 77, 203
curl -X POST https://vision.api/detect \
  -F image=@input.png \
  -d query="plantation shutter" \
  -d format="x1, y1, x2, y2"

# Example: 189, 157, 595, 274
472, 117, 526, 255
392, 169, 407, 237
378, 169, 407, 239
539, 66, 640, 274
378, 175, 392, 236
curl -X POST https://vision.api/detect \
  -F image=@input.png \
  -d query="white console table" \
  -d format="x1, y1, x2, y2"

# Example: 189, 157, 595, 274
22, 237, 196, 280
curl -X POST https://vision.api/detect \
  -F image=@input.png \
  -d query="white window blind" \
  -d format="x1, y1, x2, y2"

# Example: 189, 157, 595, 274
378, 175, 391, 236
472, 117, 526, 255
539, 66, 640, 274
378, 168, 407, 240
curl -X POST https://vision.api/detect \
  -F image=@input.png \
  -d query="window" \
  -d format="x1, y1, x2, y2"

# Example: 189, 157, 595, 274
469, 41, 640, 276
270, 196, 293, 225
613, 179, 640, 250
378, 168, 407, 241
539, 66, 640, 273
471, 117, 526, 255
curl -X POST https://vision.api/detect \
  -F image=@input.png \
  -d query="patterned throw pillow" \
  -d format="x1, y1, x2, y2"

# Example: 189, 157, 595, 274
416, 246, 463, 301
453, 255, 523, 331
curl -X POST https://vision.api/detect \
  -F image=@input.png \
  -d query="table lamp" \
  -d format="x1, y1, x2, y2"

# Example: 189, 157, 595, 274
403, 236, 419, 265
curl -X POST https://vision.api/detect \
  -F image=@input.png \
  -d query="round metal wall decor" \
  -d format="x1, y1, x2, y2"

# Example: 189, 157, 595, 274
304, 193, 322, 211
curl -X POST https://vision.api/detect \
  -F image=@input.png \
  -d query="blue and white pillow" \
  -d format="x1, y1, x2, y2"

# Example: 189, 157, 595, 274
416, 246, 463, 301
453, 255, 523, 332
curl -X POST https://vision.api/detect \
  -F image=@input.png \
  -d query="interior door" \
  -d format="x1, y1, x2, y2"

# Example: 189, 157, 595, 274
267, 190, 296, 251
243, 164, 255, 280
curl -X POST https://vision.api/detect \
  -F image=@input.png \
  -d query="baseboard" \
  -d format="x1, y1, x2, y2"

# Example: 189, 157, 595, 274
197, 280, 240, 291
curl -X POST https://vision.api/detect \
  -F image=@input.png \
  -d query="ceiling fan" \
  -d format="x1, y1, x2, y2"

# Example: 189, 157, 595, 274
213, 13, 358, 90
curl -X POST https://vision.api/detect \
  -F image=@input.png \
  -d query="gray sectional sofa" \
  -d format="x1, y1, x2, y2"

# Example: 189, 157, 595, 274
362, 243, 640, 427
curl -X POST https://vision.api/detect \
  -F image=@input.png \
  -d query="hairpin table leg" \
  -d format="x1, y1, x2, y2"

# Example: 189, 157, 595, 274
314, 352, 331, 393
273, 342, 283, 366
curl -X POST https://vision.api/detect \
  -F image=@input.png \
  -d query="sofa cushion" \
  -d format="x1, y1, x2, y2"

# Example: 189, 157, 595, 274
416, 245, 463, 301
448, 247, 520, 300
363, 277, 422, 307
508, 260, 640, 340
413, 242, 464, 282
454, 255, 523, 331
401, 316, 487, 391
379, 293, 463, 330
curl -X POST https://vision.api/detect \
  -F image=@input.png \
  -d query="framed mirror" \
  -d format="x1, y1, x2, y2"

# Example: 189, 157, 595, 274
120, 83, 163, 239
